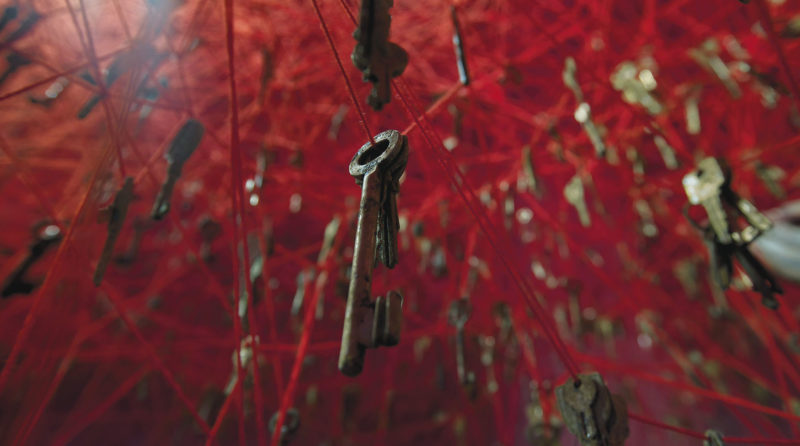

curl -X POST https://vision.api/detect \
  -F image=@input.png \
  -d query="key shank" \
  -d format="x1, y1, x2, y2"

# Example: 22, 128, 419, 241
339, 169, 383, 376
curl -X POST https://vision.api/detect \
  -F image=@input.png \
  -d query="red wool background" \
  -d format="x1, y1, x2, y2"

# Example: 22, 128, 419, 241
0, 0, 799, 444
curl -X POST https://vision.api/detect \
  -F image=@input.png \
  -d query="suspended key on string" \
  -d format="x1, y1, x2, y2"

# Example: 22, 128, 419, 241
339, 130, 408, 376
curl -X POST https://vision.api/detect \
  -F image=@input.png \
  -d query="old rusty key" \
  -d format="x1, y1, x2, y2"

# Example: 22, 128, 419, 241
352, 0, 408, 110
556, 373, 629, 446
339, 130, 408, 376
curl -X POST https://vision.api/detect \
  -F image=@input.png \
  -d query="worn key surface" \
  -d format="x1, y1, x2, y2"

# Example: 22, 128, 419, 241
351, 0, 408, 110
339, 130, 407, 376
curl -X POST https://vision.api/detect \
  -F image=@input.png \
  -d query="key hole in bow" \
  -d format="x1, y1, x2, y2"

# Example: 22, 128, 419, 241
357, 139, 390, 165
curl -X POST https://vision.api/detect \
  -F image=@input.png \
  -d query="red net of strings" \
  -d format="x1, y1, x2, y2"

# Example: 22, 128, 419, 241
1, 0, 800, 444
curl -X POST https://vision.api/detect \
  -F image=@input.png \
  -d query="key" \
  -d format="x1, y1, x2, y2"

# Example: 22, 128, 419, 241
653, 135, 678, 170
634, 199, 658, 238
610, 61, 662, 115
682, 157, 731, 244
563, 57, 584, 102
151, 119, 205, 219
574, 103, 607, 158
782, 16, 800, 38
372, 290, 403, 346
269, 408, 300, 445
684, 157, 782, 308
291, 269, 313, 316
377, 168, 404, 268
479, 335, 498, 394
28, 76, 69, 107
704, 430, 724, 446
450, 6, 470, 86
0, 51, 30, 87
339, 130, 408, 376
94, 177, 135, 286
556, 372, 629, 446
689, 39, 741, 99
4, 10, 39, 45
114, 217, 148, 265
0, 7, 17, 34
448, 297, 476, 395
685, 88, 702, 135
77, 44, 157, 119
564, 174, 591, 228
521, 145, 543, 199
1, 223, 61, 298
351, 0, 408, 110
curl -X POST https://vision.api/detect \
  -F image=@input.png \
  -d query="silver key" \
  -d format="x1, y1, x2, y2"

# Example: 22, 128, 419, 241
682, 157, 730, 243
704, 430, 724, 446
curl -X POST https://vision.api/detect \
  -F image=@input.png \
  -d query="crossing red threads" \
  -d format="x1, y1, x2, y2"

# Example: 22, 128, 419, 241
2, 0, 800, 445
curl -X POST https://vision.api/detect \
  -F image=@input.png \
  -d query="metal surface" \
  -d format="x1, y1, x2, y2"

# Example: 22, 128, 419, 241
339, 130, 408, 376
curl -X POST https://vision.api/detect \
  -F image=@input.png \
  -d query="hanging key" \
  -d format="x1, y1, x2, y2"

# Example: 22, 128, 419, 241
565, 174, 591, 227
704, 430, 724, 446
339, 130, 408, 376
563, 57, 584, 102
0, 6, 17, 34
269, 408, 301, 446
151, 119, 205, 219
77, 44, 157, 119
1, 223, 61, 298
352, 0, 408, 110
94, 177, 135, 286
479, 335, 498, 394
3, 10, 38, 45
114, 217, 148, 265
556, 372, 629, 446
450, 5, 470, 86
683, 157, 782, 308
448, 297, 476, 396
683, 157, 732, 244
0, 51, 30, 87
372, 289, 403, 346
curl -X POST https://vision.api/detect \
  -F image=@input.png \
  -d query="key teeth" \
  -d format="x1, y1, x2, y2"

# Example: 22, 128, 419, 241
372, 295, 387, 346
372, 291, 403, 347
383, 290, 403, 346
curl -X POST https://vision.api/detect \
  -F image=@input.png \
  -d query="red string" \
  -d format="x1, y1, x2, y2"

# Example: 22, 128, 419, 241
333, 0, 583, 377
754, 0, 800, 111
630, 413, 800, 445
